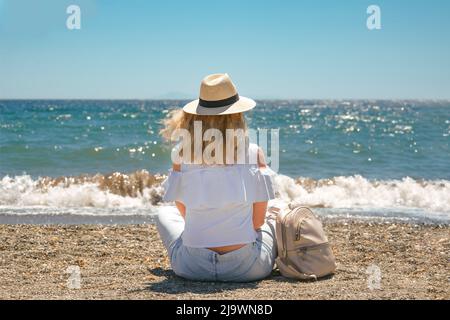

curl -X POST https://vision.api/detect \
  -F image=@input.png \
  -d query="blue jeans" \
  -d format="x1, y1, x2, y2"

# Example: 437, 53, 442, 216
156, 206, 277, 282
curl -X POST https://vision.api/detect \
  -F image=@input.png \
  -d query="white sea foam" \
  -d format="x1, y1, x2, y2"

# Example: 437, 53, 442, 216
272, 174, 450, 219
0, 175, 162, 209
0, 174, 449, 221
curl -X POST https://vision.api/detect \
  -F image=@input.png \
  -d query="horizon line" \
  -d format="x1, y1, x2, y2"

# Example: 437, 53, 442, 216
1, 98, 450, 102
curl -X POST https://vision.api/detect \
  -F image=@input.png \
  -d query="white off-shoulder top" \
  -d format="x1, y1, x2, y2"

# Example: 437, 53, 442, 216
161, 143, 275, 248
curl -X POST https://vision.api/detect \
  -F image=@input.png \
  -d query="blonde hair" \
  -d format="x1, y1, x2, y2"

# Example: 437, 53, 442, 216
160, 109, 248, 164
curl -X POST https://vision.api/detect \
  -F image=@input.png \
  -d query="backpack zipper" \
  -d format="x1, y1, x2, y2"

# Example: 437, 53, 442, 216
295, 221, 302, 241
290, 242, 329, 253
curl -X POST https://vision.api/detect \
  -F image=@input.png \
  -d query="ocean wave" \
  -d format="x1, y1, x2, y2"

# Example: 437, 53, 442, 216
1, 172, 449, 220
273, 175, 450, 214
0, 171, 164, 208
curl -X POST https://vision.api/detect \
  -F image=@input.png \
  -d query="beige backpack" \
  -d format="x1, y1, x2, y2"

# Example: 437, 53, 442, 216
274, 205, 336, 280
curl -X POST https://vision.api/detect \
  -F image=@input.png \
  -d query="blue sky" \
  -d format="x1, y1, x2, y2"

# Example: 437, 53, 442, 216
0, 0, 449, 99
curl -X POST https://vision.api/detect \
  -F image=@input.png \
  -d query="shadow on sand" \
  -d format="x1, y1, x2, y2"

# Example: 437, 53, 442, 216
132, 267, 334, 295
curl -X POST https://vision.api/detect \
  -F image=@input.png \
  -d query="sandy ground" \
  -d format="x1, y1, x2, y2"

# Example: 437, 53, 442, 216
0, 221, 448, 300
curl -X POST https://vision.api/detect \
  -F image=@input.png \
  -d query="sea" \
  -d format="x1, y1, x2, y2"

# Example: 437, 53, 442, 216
0, 99, 449, 224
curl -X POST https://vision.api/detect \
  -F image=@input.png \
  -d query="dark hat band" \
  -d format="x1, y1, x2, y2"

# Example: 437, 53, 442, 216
198, 94, 239, 108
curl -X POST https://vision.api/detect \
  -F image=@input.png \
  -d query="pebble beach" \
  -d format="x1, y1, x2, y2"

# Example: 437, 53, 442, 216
0, 221, 448, 300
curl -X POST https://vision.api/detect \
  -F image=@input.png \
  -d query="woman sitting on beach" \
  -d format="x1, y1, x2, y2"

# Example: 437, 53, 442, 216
156, 73, 277, 282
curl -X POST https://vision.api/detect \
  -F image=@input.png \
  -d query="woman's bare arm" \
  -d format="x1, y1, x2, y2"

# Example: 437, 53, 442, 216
253, 201, 268, 230
172, 163, 186, 219
252, 147, 268, 230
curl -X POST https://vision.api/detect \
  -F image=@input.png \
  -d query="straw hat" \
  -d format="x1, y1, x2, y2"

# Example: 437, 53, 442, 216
183, 73, 256, 115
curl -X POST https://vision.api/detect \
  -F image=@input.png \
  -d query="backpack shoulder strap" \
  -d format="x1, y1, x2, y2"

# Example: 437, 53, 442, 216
275, 210, 287, 259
